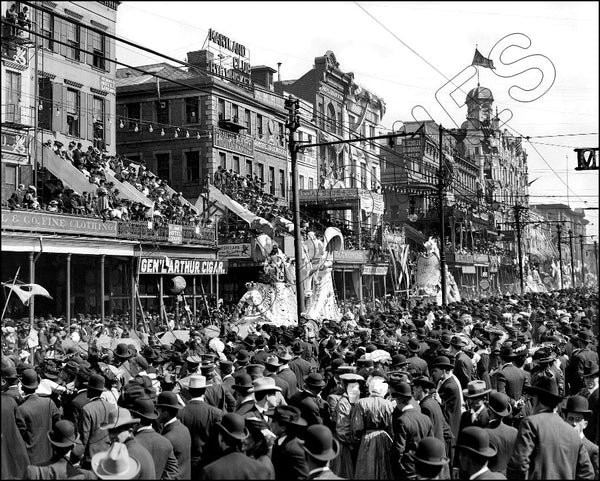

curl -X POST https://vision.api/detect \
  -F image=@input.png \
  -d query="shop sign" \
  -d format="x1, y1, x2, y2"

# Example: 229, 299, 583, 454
168, 224, 182, 244
480, 279, 490, 290
218, 243, 251, 259
254, 137, 287, 159
139, 257, 228, 275
320, 84, 344, 102
333, 250, 368, 264
454, 254, 474, 264
1, 209, 117, 237
213, 127, 254, 157
474, 254, 489, 263
462, 265, 477, 274
362, 265, 388, 276
100, 76, 116, 94
1, 131, 29, 155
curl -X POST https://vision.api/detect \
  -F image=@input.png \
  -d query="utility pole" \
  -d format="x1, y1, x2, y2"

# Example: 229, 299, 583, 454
595, 241, 599, 281
579, 234, 585, 286
514, 204, 525, 294
557, 224, 563, 290
568, 229, 575, 288
285, 94, 304, 314
438, 125, 447, 306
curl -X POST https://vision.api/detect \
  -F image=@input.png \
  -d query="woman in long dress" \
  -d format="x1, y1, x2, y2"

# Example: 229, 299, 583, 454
304, 259, 341, 321
351, 374, 394, 479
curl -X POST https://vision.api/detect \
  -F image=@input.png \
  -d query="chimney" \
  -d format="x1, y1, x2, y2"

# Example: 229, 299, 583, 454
277, 62, 282, 82
187, 50, 214, 69
251, 66, 277, 91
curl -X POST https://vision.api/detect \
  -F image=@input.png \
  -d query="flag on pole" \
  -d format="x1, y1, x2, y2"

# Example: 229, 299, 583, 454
1, 282, 52, 305
471, 48, 495, 69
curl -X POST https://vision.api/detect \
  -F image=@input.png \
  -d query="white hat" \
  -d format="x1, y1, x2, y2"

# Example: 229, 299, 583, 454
92, 442, 140, 480
188, 374, 210, 389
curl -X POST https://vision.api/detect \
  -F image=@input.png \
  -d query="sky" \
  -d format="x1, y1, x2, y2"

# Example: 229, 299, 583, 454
114, 1, 599, 237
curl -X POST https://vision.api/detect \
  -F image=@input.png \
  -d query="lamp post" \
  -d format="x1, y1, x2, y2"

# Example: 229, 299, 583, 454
438, 125, 448, 306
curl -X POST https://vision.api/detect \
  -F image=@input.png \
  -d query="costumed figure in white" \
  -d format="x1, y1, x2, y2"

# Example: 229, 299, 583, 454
412, 237, 461, 305
303, 227, 343, 322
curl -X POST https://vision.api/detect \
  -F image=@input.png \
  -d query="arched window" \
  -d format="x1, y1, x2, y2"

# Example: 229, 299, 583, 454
327, 103, 337, 133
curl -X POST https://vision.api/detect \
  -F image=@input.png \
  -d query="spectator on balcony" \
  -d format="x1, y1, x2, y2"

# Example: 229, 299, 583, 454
46, 199, 60, 213
24, 185, 39, 209
8, 184, 25, 210
5, 3, 17, 36
17, 6, 30, 35
96, 179, 112, 219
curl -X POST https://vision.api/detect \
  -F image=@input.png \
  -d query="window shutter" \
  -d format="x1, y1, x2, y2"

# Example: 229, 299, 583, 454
104, 98, 111, 146
141, 101, 152, 124
62, 85, 69, 133
51, 82, 63, 132
171, 98, 183, 126
58, 18, 68, 57
104, 34, 111, 73
86, 28, 94, 66
86, 93, 94, 141
20, 164, 33, 189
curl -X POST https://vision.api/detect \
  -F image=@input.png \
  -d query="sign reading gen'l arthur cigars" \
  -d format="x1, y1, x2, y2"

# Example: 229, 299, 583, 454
139, 257, 228, 275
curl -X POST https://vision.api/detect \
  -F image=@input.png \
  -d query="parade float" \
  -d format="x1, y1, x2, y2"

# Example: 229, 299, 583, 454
233, 227, 343, 336
411, 237, 461, 305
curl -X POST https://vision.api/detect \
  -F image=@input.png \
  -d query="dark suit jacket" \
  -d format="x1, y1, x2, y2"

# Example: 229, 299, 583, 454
205, 382, 236, 413
15, 393, 61, 465
79, 396, 113, 464
566, 348, 599, 394
584, 387, 598, 443
485, 418, 518, 475
491, 363, 529, 402
124, 437, 156, 480
420, 394, 452, 443
272, 435, 309, 480
1, 393, 29, 480
235, 400, 263, 419
178, 399, 223, 469
63, 389, 89, 430
583, 436, 599, 479
277, 366, 298, 396
25, 455, 96, 480
162, 418, 192, 480
200, 449, 271, 480
289, 356, 313, 390
454, 351, 473, 389
289, 389, 330, 427
406, 355, 429, 377
507, 411, 595, 479
438, 376, 463, 443
135, 428, 179, 479
392, 405, 434, 478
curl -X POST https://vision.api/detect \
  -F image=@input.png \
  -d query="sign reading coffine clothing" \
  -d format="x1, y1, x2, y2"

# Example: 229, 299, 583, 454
139, 258, 228, 275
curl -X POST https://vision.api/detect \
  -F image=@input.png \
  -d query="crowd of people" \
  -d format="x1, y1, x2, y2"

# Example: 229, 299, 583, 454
3, 141, 201, 228
1, 286, 598, 480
